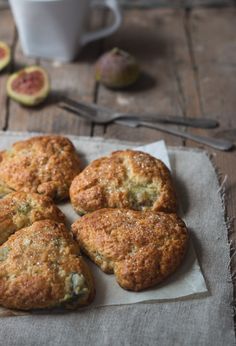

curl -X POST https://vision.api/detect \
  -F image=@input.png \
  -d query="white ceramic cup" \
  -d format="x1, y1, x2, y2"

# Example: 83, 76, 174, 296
9, 0, 122, 62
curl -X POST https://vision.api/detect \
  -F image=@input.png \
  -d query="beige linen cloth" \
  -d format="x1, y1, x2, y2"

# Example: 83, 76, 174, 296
0, 133, 234, 346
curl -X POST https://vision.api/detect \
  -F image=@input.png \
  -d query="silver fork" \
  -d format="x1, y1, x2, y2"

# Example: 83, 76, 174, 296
58, 98, 219, 128
58, 99, 234, 151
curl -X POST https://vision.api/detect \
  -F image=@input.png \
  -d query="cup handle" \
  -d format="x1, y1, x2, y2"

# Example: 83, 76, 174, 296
81, 0, 122, 46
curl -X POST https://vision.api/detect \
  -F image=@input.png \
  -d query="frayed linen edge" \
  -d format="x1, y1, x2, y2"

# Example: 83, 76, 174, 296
208, 154, 236, 328
170, 145, 236, 332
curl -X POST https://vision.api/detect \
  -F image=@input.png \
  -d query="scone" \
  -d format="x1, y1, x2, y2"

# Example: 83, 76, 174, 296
0, 135, 80, 200
72, 209, 188, 291
70, 150, 177, 215
0, 191, 65, 245
0, 220, 95, 310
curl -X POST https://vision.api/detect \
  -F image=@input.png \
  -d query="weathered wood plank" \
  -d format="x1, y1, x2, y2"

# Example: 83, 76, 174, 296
184, 0, 234, 5
186, 7, 236, 305
0, 9, 15, 130
189, 8, 236, 66
7, 10, 105, 135
120, 0, 185, 7
119, 0, 235, 7
94, 8, 200, 145
185, 8, 236, 146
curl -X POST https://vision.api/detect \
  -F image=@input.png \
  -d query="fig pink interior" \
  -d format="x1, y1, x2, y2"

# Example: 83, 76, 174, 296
0, 47, 6, 59
11, 71, 44, 94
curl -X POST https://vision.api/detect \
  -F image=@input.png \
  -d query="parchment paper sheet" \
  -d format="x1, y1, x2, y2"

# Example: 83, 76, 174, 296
0, 133, 206, 313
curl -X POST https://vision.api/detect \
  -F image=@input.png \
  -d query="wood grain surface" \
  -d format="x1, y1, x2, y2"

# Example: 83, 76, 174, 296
0, 4, 235, 321
187, 8, 236, 290
119, 0, 235, 7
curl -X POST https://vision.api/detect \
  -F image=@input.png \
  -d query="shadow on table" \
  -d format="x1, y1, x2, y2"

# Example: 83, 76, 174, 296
101, 71, 157, 94
214, 129, 236, 143
171, 174, 190, 217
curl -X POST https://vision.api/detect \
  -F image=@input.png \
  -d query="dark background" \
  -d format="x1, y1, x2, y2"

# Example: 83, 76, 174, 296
0, 0, 235, 9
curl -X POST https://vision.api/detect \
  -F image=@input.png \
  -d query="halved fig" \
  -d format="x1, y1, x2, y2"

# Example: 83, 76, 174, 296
0, 41, 11, 71
7, 66, 50, 106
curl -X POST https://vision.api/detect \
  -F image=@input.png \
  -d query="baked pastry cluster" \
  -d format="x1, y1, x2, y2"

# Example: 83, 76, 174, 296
0, 136, 94, 311
71, 149, 188, 292
0, 135, 188, 311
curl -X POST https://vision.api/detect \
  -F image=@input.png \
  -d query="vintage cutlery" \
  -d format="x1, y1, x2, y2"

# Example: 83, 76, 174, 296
115, 119, 233, 151
58, 99, 233, 151
58, 98, 219, 129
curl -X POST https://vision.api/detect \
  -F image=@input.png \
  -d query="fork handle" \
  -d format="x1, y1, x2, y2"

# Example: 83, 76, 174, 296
118, 114, 218, 129
138, 121, 233, 151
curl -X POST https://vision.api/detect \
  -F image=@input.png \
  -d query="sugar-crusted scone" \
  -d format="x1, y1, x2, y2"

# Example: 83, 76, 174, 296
0, 220, 95, 310
0, 135, 80, 201
70, 150, 177, 215
0, 192, 65, 245
72, 209, 188, 291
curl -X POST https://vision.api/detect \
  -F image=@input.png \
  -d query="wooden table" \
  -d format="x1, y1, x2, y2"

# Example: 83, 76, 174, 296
0, 3, 236, 319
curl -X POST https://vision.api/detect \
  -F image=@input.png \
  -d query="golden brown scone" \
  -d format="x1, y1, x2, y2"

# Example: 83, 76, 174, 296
0, 191, 65, 245
0, 220, 95, 310
0, 135, 80, 201
70, 150, 177, 215
72, 208, 188, 291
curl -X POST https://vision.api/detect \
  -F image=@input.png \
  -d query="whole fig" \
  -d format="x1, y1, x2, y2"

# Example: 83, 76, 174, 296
7, 66, 50, 106
0, 41, 11, 71
95, 48, 140, 89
